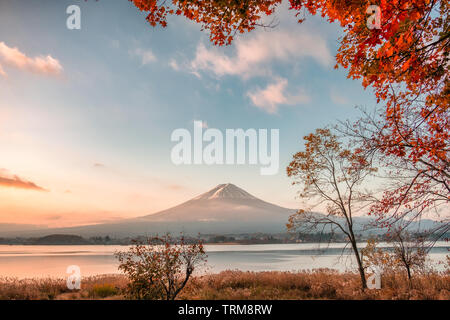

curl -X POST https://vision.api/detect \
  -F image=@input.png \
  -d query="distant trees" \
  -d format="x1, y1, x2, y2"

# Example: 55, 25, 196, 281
115, 235, 206, 300
89, 235, 112, 244
287, 128, 377, 289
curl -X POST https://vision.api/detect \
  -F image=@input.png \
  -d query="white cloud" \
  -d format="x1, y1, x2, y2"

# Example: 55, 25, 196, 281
189, 29, 332, 79
247, 77, 310, 113
0, 42, 63, 77
131, 48, 157, 65
169, 58, 180, 71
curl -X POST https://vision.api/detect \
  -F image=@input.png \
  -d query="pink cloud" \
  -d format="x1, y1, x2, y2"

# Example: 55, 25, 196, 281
247, 77, 310, 113
0, 64, 6, 77
0, 42, 63, 77
0, 169, 48, 192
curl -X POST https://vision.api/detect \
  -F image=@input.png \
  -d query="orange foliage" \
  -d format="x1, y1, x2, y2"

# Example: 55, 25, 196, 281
130, 0, 282, 45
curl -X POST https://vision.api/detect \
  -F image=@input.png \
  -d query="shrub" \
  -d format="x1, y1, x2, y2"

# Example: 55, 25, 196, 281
115, 234, 207, 300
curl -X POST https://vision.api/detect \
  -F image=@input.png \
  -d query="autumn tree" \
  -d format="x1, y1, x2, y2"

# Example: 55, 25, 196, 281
130, 0, 283, 45
339, 105, 449, 229
130, 0, 449, 223
292, 1, 450, 223
115, 234, 206, 300
287, 128, 377, 289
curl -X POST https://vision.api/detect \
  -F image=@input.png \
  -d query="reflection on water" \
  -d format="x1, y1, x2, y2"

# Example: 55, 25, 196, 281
0, 243, 447, 278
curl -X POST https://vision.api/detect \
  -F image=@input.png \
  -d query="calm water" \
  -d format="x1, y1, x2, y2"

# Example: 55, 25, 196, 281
0, 242, 448, 278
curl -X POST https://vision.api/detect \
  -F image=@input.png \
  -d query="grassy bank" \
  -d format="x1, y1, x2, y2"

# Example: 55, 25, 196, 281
0, 270, 448, 300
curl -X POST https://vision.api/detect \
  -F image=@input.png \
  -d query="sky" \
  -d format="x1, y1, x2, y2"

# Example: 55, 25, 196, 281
0, 0, 378, 227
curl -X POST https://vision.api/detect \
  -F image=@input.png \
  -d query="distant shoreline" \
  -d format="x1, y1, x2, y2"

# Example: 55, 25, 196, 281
0, 240, 349, 246
0, 232, 387, 246
1, 232, 449, 246
0, 242, 249, 246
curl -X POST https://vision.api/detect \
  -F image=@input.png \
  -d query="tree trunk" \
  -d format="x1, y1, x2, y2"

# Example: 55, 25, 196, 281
406, 264, 412, 287
357, 259, 367, 289
349, 237, 367, 289
172, 269, 193, 300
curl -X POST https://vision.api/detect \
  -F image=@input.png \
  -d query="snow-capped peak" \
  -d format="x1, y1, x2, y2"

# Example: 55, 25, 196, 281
194, 183, 258, 200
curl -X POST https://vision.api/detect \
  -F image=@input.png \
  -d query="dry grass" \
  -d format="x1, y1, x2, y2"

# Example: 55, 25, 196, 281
0, 270, 448, 300
179, 269, 450, 300
0, 277, 68, 300
0, 275, 128, 300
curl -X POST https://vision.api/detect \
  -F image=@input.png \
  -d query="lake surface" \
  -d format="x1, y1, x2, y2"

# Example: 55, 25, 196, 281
0, 242, 448, 278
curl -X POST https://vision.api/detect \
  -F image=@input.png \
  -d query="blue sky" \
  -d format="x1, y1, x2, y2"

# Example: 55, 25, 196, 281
0, 0, 378, 227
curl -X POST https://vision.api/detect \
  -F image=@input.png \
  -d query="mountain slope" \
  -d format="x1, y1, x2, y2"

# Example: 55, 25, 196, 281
140, 183, 293, 223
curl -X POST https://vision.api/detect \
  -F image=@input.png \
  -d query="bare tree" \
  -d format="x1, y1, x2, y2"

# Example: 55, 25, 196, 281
389, 223, 449, 283
287, 128, 377, 289
391, 228, 426, 282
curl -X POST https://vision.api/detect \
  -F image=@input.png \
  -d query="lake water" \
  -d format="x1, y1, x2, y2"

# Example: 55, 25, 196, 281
0, 242, 448, 278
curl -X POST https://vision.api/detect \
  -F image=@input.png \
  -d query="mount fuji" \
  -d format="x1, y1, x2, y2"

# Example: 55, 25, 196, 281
140, 183, 294, 224
1, 184, 297, 237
